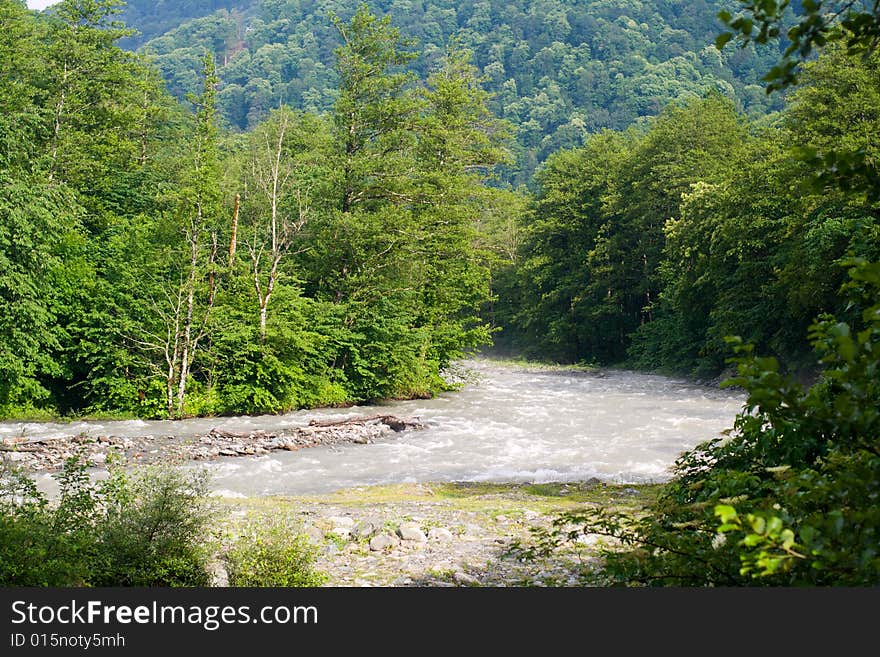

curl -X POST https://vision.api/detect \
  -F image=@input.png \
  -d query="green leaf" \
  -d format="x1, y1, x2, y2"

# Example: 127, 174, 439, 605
715, 32, 734, 49
714, 505, 739, 524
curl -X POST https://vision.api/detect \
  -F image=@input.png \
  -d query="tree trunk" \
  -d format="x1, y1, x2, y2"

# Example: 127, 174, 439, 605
177, 207, 201, 417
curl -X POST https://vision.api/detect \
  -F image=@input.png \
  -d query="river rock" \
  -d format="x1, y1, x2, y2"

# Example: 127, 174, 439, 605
206, 560, 229, 587
352, 519, 381, 540
302, 525, 325, 544
428, 527, 454, 542
369, 533, 400, 551
397, 522, 427, 542
329, 516, 356, 529
453, 571, 480, 586
328, 527, 351, 540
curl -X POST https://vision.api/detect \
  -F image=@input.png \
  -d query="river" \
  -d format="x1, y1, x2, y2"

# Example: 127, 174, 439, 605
2, 360, 745, 496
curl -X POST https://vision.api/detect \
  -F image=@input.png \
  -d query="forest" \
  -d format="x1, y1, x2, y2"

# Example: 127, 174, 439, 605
1, 0, 879, 586
4, 0, 875, 419
2, 0, 518, 420
122, 0, 787, 184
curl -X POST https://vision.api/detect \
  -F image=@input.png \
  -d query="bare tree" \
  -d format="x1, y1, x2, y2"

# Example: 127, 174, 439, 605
244, 108, 309, 342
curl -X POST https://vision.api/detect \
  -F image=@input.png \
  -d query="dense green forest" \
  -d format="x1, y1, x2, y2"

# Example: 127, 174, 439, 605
496, 46, 880, 375
2, 0, 514, 418
118, 0, 787, 184
3, 0, 877, 418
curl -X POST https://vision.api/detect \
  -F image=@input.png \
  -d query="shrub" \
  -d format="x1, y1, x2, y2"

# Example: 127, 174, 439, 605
0, 457, 213, 586
92, 466, 213, 586
225, 520, 325, 587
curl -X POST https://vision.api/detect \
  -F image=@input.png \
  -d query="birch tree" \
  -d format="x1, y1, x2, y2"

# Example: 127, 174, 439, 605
242, 107, 312, 343
163, 51, 224, 417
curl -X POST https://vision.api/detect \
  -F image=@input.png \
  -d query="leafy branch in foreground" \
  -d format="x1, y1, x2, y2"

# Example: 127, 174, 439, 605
717, 1, 880, 91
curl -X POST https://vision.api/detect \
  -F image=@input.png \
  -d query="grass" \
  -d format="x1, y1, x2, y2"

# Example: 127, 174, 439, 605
214, 481, 661, 518
472, 355, 600, 373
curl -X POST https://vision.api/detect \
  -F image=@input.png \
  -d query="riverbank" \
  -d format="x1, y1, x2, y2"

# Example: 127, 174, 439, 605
214, 480, 660, 587
0, 415, 424, 472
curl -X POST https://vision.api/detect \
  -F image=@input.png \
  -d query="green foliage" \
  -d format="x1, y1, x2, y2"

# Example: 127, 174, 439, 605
1, 4, 507, 418
128, 0, 785, 183
718, 0, 880, 91
502, 44, 879, 376
504, 94, 752, 365
718, 2, 880, 199
225, 520, 325, 587
0, 457, 212, 586
512, 261, 880, 586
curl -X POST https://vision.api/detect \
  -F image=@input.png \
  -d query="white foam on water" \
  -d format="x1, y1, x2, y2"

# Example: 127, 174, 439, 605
6, 360, 745, 496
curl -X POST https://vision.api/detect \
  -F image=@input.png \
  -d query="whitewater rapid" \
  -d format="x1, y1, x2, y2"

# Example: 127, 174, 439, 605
1, 360, 745, 496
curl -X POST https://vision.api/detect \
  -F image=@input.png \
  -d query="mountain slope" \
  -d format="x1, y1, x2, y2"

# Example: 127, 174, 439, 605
123, 0, 786, 183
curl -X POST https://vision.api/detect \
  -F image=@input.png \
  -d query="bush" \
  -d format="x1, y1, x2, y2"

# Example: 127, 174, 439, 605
511, 259, 880, 586
225, 520, 325, 587
0, 457, 213, 586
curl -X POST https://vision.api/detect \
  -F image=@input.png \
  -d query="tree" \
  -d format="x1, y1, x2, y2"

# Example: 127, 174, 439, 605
240, 107, 321, 342
411, 46, 512, 367
718, 1, 880, 199
141, 51, 226, 418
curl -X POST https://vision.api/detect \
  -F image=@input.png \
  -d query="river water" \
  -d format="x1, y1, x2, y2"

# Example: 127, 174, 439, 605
2, 360, 744, 496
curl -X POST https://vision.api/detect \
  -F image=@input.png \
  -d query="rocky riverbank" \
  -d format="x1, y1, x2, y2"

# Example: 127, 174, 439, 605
0, 414, 423, 472
215, 481, 659, 587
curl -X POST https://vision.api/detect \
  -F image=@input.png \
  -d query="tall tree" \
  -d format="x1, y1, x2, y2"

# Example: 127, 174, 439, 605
154, 51, 225, 418
241, 107, 328, 342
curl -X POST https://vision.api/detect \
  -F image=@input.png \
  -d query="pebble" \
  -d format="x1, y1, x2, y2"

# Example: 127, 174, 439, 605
329, 527, 351, 540
453, 572, 480, 586
329, 516, 356, 529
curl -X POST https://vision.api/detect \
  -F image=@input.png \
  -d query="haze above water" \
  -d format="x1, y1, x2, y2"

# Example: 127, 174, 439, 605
3, 361, 745, 497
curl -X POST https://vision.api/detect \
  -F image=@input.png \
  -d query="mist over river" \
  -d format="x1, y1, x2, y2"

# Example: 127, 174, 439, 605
2, 361, 745, 496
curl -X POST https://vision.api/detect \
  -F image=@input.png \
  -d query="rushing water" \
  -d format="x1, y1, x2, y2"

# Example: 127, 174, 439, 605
2, 360, 745, 496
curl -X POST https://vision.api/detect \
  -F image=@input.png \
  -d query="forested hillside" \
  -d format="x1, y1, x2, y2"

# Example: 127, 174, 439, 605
120, 0, 786, 183
495, 45, 880, 376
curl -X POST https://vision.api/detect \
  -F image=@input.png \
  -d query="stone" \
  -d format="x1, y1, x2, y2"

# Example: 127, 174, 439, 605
397, 522, 427, 543
2, 452, 26, 462
206, 560, 229, 587
303, 525, 324, 544
427, 527, 454, 542
369, 533, 400, 551
352, 519, 381, 540
329, 516, 356, 529
329, 527, 351, 540
453, 572, 479, 586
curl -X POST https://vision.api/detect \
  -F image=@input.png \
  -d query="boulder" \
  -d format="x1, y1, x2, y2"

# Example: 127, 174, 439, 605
397, 522, 427, 543
369, 533, 400, 551
428, 527, 454, 542
352, 519, 381, 540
